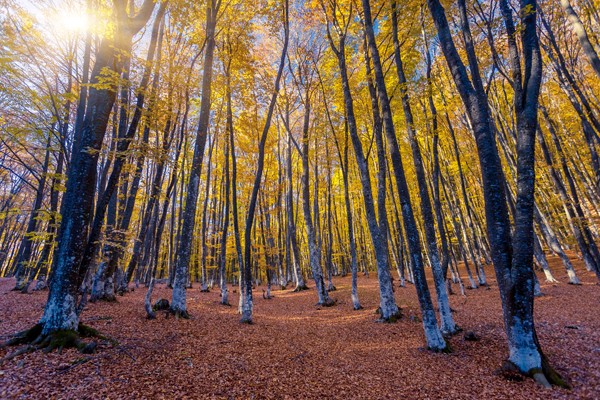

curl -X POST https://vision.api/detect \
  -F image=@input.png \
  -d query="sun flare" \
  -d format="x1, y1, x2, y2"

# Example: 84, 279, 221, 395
59, 10, 89, 32
49, 7, 90, 36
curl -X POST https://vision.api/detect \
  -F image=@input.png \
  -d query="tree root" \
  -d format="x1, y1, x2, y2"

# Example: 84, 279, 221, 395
20, 281, 33, 294
4, 324, 44, 347
428, 342, 452, 354
77, 324, 108, 341
0, 345, 35, 365
539, 356, 570, 389
293, 284, 309, 292
317, 298, 336, 307
146, 311, 157, 320
499, 360, 525, 382
153, 299, 170, 312
169, 308, 190, 319
12, 281, 29, 292
1, 323, 112, 357
57, 356, 94, 374
501, 359, 570, 389
442, 325, 463, 338
375, 308, 402, 323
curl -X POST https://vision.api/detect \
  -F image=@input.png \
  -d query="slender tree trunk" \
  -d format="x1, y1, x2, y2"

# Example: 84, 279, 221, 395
560, 0, 600, 78
361, 30, 399, 319
91, 4, 167, 298
390, 1, 457, 335
171, 0, 220, 317
13, 135, 51, 291
200, 136, 218, 292
363, 0, 445, 349
219, 59, 234, 306
285, 111, 307, 292
239, 1, 289, 323
325, 144, 336, 292
299, 92, 332, 307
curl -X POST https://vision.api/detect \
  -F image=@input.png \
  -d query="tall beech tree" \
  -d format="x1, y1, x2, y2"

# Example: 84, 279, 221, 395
239, 0, 289, 323
9, 0, 156, 344
426, 0, 566, 386
89, 1, 168, 302
171, 0, 221, 318
389, 0, 457, 335
322, 0, 396, 318
288, 32, 333, 307
362, 0, 446, 350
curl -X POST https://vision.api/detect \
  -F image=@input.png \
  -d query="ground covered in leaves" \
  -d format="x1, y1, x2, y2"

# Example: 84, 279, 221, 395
1, 256, 599, 399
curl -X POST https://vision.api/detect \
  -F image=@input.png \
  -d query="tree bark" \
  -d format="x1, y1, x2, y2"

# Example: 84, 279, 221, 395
239, 0, 289, 323
428, 0, 565, 384
40, 0, 157, 335
363, 0, 445, 349
390, 1, 457, 335
171, 0, 220, 317
560, 0, 600, 78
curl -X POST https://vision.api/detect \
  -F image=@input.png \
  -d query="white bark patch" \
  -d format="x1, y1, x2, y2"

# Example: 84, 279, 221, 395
104, 276, 115, 299
62, 294, 79, 329
41, 293, 79, 335
508, 317, 542, 372
351, 292, 361, 310
171, 282, 187, 313
542, 269, 557, 283
221, 287, 228, 304
422, 311, 446, 351
567, 269, 580, 284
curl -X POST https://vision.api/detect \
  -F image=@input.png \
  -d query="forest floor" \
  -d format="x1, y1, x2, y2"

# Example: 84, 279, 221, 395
0, 256, 599, 399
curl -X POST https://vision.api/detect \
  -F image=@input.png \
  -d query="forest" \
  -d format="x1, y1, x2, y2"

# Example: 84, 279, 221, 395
0, 0, 599, 398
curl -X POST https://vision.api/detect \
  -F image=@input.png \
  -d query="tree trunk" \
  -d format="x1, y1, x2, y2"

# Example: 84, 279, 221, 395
171, 0, 220, 317
13, 134, 51, 291
363, 0, 445, 350
390, 1, 457, 335
299, 93, 332, 307
560, 0, 600, 78
285, 109, 307, 292
40, 0, 157, 335
428, 0, 565, 384
239, 0, 289, 323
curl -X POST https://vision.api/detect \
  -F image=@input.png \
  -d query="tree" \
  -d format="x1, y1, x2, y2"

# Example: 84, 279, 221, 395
239, 0, 289, 323
389, 0, 457, 335
426, 0, 566, 386
8, 0, 156, 347
560, 0, 600, 78
362, 0, 446, 350
171, 0, 221, 318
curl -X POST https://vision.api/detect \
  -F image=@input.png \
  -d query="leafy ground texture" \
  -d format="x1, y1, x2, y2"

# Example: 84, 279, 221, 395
1, 255, 599, 399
